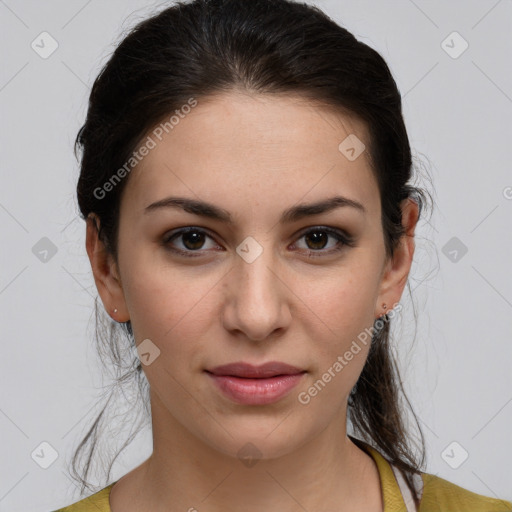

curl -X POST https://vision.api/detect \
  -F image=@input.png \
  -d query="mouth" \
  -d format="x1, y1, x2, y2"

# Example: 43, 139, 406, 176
204, 361, 306, 405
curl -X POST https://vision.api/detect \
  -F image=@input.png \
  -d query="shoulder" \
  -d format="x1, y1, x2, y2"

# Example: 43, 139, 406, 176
420, 472, 512, 511
349, 436, 510, 512
51, 483, 115, 512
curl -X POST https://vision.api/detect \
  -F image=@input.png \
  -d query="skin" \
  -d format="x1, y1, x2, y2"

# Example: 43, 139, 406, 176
86, 90, 418, 512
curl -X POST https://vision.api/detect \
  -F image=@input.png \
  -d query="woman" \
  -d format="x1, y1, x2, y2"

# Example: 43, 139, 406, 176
53, 0, 512, 510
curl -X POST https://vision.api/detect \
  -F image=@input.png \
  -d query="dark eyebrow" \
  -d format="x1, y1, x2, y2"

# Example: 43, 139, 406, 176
144, 195, 366, 224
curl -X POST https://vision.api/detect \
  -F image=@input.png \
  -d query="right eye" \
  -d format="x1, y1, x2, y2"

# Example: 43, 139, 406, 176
162, 227, 222, 257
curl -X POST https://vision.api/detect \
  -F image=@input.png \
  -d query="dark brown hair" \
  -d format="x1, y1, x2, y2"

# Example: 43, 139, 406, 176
71, 0, 433, 506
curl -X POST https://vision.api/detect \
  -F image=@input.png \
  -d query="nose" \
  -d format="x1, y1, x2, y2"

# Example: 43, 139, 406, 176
221, 248, 292, 342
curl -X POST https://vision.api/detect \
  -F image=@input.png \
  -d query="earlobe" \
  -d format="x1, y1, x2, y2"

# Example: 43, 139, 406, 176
85, 214, 130, 322
375, 198, 419, 318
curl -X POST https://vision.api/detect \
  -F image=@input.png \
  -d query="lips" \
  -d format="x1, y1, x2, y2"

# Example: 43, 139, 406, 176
206, 361, 305, 378
205, 362, 306, 405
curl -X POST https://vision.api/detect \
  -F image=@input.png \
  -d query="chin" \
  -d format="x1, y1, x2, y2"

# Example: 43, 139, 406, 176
197, 416, 314, 463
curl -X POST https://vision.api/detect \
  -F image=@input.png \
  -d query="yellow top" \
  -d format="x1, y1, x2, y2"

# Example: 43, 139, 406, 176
53, 440, 512, 512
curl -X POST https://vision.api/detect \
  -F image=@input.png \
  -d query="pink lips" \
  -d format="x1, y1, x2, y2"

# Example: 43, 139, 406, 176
205, 361, 306, 405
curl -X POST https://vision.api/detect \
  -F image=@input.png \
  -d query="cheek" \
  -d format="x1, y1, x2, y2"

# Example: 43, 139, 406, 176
121, 254, 219, 355
291, 263, 380, 396
298, 265, 379, 342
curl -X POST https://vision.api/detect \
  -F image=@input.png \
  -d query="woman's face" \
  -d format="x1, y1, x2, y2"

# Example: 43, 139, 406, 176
90, 91, 415, 460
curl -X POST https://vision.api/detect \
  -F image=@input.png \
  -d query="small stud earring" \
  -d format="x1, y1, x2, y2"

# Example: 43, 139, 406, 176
382, 303, 387, 311
113, 308, 118, 314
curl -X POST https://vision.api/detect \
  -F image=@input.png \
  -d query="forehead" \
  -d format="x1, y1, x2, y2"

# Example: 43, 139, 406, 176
122, 91, 380, 220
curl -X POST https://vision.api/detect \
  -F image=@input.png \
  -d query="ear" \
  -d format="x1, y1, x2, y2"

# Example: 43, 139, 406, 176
375, 198, 419, 318
85, 214, 129, 322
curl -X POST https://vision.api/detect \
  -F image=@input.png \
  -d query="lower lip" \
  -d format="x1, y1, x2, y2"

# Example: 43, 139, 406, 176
206, 372, 306, 405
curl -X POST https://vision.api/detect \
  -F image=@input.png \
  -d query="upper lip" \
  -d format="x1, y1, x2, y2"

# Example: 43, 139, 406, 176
206, 361, 306, 378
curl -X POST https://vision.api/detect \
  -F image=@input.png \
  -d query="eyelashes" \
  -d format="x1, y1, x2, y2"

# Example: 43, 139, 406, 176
161, 226, 356, 259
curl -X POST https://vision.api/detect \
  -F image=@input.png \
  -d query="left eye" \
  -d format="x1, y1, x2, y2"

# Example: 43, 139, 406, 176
293, 227, 350, 255
162, 226, 354, 258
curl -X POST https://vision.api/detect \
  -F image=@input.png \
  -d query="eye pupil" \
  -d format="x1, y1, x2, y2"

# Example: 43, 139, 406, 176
183, 231, 205, 250
305, 231, 328, 250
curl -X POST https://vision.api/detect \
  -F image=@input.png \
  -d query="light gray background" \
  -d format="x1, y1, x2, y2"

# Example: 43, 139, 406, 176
1, 0, 511, 510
